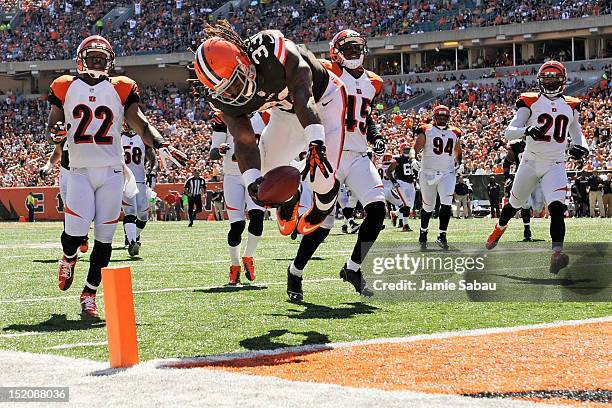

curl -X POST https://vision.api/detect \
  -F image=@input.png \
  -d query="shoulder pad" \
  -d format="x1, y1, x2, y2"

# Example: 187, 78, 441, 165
516, 92, 539, 109
50, 75, 76, 105
366, 70, 383, 96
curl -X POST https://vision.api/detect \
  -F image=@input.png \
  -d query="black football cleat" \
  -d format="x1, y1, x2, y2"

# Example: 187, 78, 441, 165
339, 264, 373, 297
523, 227, 532, 242
436, 233, 449, 250
286, 267, 303, 302
419, 230, 428, 251
549, 251, 569, 275
128, 240, 140, 257
341, 225, 349, 234
348, 220, 361, 234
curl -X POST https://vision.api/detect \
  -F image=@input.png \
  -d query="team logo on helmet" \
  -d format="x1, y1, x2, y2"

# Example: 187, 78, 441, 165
193, 37, 256, 107
76, 35, 115, 79
537, 60, 567, 98
433, 105, 450, 128
329, 29, 367, 70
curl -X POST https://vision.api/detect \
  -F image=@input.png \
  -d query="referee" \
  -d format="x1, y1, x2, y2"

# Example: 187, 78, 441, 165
184, 170, 206, 227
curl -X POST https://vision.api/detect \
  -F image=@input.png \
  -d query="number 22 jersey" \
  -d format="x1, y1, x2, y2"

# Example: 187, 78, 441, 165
49, 75, 140, 168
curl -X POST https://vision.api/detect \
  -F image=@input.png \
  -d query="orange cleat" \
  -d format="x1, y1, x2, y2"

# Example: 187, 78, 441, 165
58, 257, 76, 291
80, 292, 99, 318
79, 238, 89, 254
486, 224, 507, 250
549, 251, 569, 274
228, 265, 241, 285
242, 256, 255, 281
276, 197, 299, 236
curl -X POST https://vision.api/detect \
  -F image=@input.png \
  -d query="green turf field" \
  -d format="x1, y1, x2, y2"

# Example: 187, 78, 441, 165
0, 217, 610, 362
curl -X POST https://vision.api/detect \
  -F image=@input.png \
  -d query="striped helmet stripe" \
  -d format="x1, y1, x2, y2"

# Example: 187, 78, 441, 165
196, 44, 222, 87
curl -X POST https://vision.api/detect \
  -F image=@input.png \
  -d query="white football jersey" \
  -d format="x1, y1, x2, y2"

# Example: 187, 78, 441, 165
210, 111, 270, 176
49, 75, 140, 168
122, 133, 146, 183
418, 123, 462, 172
321, 61, 383, 153
514, 92, 583, 162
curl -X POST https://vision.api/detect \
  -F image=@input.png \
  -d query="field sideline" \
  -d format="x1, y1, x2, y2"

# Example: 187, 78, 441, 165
1, 216, 610, 364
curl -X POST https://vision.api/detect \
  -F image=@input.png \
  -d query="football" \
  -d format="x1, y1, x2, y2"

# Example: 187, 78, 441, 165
257, 166, 301, 205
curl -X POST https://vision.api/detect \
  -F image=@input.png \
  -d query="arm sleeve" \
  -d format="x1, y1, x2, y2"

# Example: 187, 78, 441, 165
210, 131, 227, 150
568, 109, 589, 150
504, 107, 531, 140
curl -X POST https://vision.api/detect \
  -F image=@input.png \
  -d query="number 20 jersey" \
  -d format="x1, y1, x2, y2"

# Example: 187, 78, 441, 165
516, 92, 580, 162
49, 75, 140, 168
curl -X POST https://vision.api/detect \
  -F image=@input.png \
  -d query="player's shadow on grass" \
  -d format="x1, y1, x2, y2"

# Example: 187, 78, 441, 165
491, 273, 592, 287
239, 329, 331, 352
32, 259, 61, 264
2, 313, 105, 333
272, 256, 325, 261
271, 301, 379, 320
194, 285, 268, 294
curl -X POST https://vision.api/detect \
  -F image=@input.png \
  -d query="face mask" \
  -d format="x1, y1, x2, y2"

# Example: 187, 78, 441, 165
343, 55, 364, 70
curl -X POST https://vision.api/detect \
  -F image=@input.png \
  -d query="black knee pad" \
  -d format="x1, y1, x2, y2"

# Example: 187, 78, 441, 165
135, 219, 147, 230
61, 231, 86, 258
364, 201, 386, 225
247, 209, 264, 236
342, 207, 354, 219
439, 204, 452, 217
399, 206, 410, 217
123, 214, 137, 225
228, 220, 246, 247
548, 201, 567, 218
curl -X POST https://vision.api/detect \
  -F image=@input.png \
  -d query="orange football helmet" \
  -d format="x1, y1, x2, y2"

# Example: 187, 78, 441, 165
537, 60, 566, 97
329, 29, 367, 70
194, 37, 256, 106
76, 35, 115, 79
433, 105, 450, 128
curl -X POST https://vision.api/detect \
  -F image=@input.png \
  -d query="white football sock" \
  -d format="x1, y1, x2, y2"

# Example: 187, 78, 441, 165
124, 223, 137, 242
243, 233, 260, 258
229, 244, 241, 266
289, 262, 303, 277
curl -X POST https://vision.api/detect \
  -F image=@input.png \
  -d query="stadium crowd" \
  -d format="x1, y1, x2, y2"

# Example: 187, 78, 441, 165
1, 0, 610, 62
1, 76, 610, 189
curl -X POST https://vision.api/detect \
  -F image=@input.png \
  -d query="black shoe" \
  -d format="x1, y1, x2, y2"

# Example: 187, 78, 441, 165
436, 233, 449, 250
341, 225, 348, 234
523, 228, 532, 242
339, 264, 373, 297
188, 221, 193, 227
286, 267, 303, 302
419, 230, 428, 251
349, 220, 361, 234
124, 235, 129, 247
128, 240, 140, 257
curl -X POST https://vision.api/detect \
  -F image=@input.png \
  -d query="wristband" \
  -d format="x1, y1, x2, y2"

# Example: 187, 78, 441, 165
304, 124, 325, 144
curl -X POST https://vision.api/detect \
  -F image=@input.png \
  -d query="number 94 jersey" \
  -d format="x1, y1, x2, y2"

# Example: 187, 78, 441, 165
419, 123, 462, 172
49, 75, 140, 168
516, 92, 581, 162
122, 133, 146, 183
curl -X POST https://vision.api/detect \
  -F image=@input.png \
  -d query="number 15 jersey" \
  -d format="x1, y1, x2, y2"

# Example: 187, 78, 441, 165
49, 75, 140, 168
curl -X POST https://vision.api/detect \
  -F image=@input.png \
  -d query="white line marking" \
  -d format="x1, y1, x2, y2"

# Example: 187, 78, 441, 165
158, 315, 612, 367
0, 332, 43, 338
48, 341, 108, 350
0, 278, 341, 304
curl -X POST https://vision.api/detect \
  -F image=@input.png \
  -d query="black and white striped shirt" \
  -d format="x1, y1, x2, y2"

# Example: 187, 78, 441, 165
184, 176, 206, 197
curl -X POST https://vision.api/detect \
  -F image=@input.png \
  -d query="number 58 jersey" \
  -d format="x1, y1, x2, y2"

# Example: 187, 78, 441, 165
49, 75, 140, 168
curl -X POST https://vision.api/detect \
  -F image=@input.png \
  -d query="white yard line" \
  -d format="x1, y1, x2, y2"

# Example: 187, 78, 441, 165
0, 332, 44, 338
159, 315, 612, 366
48, 341, 108, 350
